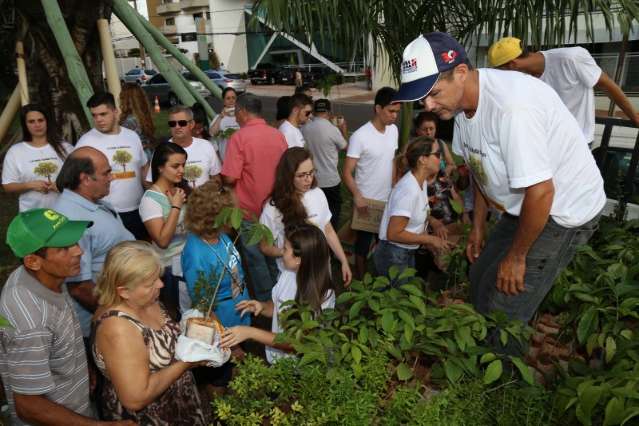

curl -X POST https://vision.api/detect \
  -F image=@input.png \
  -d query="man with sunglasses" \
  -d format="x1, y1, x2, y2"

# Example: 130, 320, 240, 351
146, 105, 221, 187
393, 32, 606, 354
487, 37, 639, 145
75, 92, 148, 240
278, 93, 313, 148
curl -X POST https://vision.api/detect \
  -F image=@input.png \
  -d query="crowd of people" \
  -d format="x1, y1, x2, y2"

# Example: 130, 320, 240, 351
0, 30, 637, 425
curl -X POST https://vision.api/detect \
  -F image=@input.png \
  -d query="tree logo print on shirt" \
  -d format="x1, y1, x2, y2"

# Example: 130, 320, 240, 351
468, 154, 488, 187
111, 150, 136, 179
184, 165, 203, 187
33, 161, 58, 183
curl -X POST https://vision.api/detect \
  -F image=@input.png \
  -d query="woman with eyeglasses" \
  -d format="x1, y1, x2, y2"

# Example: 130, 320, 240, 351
375, 137, 454, 281
209, 88, 240, 162
2, 104, 72, 211
139, 143, 190, 320
259, 147, 352, 286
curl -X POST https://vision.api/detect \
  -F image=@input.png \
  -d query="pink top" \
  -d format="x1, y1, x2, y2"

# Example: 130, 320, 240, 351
222, 118, 287, 218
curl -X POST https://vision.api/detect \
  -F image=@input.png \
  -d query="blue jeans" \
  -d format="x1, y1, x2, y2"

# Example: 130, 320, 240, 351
374, 240, 416, 286
470, 212, 601, 353
239, 220, 279, 301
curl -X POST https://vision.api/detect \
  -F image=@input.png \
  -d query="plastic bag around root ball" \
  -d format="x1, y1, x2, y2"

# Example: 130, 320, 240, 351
175, 309, 231, 368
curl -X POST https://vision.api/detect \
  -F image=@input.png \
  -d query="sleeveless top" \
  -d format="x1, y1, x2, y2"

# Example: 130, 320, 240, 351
92, 309, 207, 425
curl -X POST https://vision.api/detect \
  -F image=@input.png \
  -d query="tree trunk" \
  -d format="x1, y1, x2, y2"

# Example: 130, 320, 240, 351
2, 0, 112, 144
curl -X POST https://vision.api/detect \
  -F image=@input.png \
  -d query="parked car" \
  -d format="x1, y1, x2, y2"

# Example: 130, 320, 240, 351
249, 63, 283, 85
121, 68, 157, 84
142, 73, 210, 107
203, 70, 249, 93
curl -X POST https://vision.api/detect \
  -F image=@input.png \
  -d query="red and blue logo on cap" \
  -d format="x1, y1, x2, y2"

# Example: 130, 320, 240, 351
394, 32, 468, 102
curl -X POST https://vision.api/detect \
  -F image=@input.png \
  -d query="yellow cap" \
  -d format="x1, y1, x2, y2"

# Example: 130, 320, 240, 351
487, 37, 523, 67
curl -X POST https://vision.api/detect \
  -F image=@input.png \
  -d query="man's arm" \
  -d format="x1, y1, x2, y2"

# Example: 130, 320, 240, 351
596, 73, 639, 127
466, 178, 489, 263
66, 281, 98, 312
497, 179, 554, 295
15, 393, 133, 425
342, 156, 368, 215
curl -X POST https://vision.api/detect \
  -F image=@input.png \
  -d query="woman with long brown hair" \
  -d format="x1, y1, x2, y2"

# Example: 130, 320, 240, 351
220, 224, 335, 363
119, 83, 156, 160
2, 104, 72, 211
259, 147, 352, 286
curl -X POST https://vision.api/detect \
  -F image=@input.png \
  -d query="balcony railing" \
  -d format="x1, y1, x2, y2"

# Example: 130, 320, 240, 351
156, 2, 181, 15
180, 0, 209, 10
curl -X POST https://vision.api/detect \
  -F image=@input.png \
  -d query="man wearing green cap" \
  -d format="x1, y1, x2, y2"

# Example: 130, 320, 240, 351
0, 209, 135, 425
487, 37, 639, 145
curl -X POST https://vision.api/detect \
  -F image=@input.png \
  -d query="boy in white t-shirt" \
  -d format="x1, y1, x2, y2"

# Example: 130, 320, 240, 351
75, 92, 148, 240
487, 37, 639, 143
145, 105, 222, 188
343, 87, 400, 279
394, 33, 606, 353
278, 94, 313, 148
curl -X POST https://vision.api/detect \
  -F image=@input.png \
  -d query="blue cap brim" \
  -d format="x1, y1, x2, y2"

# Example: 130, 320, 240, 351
393, 74, 439, 103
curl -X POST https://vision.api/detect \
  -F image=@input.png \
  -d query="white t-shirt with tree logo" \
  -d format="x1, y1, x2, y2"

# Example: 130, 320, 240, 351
2, 141, 73, 211
145, 138, 222, 188
452, 69, 606, 228
75, 127, 146, 213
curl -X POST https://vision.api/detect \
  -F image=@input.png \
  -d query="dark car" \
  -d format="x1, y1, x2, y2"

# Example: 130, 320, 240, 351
142, 73, 209, 107
249, 63, 284, 85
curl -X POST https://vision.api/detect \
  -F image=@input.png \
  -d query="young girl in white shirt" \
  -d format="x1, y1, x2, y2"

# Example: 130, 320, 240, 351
220, 223, 335, 363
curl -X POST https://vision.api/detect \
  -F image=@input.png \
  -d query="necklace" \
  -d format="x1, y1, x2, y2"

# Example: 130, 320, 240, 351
202, 236, 245, 300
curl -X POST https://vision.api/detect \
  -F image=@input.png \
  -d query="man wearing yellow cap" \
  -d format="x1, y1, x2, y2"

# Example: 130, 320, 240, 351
488, 37, 639, 145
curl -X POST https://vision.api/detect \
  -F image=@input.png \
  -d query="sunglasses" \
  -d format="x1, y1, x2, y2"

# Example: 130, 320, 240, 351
168, 120, 191, 128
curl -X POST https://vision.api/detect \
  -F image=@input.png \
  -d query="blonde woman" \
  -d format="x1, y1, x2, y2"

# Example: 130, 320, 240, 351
92, 241, 206, 425
119, 83, 157, 161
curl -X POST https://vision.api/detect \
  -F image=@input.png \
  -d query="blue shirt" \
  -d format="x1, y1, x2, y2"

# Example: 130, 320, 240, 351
181, 233, 249, 327
53, 189, 134, 336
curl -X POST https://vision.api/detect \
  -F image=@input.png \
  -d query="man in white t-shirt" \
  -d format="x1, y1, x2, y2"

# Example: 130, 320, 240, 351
343, 87, 400, 279
487, 37, 639, 144
278, 94, 313, 148
75, 92, 148, 240
394, 33, 606, 352
145, 105, 221, 188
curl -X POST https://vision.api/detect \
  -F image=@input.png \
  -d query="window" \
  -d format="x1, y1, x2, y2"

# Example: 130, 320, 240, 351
149, 75, 166, 84
165, 18, 175, 26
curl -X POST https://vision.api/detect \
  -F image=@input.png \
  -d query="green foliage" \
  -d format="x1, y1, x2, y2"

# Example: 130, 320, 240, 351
218, 127, 237, 140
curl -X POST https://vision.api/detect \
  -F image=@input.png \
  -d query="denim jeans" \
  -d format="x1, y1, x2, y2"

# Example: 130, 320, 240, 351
374, 240, 416, 286
239, 220, 279, 301
470, 212, 601, 353
321, 185, 342, 229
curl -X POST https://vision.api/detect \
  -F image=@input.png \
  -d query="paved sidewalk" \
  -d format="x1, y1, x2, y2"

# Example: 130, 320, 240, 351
246, 81, 376, 104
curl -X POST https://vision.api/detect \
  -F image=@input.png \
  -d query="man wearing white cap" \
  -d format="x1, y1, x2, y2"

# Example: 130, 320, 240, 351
393, 32, 605, 343
487, 37, 639, 145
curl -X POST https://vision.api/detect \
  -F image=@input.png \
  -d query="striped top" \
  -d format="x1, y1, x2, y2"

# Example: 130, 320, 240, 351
0, 266, 91, 425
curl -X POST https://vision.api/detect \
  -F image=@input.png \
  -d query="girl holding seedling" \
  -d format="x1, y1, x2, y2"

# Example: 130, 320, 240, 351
181, 180, 250, 328
259, 147, 352, 286
209, 87, 239, 162
375, 137, 454, 280
221, 224, 335, 363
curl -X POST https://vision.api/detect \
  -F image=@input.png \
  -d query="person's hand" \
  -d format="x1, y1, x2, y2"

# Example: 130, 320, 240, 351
341, 261, 352, 287
354, 195, 369, 217
220, 326, 253, 348
432, 223, 448, 240
496, 253, 526, 295
235, 300, 263, 317
168, 187, 186, 209
30, 180, 50, 193
46, 181, 59, 193
466, 226, 485, 263
632, 112, 639, 128
424, 236, 455, 254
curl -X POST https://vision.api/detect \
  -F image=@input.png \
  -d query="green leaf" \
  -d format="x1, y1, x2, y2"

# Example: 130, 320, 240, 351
349, 301, 364, 320
408, 295, 426, 315
381, 311, 394, 335
397, 310, 415, 329
480, 352, 496, 364
603, 397, 625, 426
509, 356, 533, 385
400, 284, 424, 297
579, 384, 603, 420
336, 291, 355, 305
483, 360, 503, 385
351, 346, 362, 364
605, 336, 617, 364
358, 325, 369, 344
0, 315, 12, 328
396, 362, 413, 381
444, 359, 464, 383
386, 345, 403, 360
388, 265, 399, 280
403, 323, 413, 344
230, 207, 242, 229
621, 408, 639, 425
577, 307, 598, 344
620, 330, 633, 340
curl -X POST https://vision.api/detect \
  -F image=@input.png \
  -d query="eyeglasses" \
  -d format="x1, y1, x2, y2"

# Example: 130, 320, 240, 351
295, 169, 315, 179
168, 120, 191, 127
429, 151, 442, 159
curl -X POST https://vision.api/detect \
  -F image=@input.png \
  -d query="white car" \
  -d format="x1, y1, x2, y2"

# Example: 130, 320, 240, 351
204, 70, 249, 93
121, 68, 157, 84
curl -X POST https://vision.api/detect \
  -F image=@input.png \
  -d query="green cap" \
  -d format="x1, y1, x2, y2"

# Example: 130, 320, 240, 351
6, 209, 91, 258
